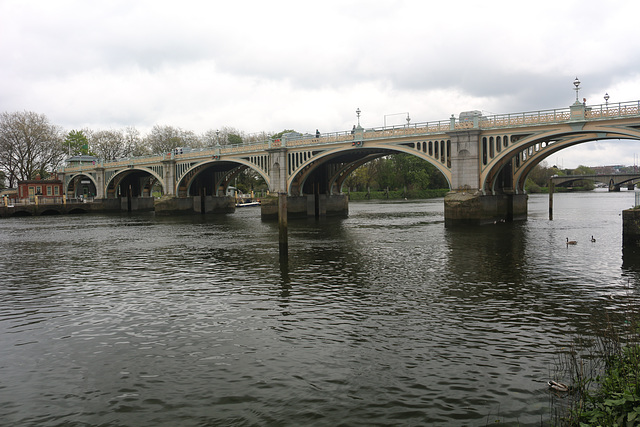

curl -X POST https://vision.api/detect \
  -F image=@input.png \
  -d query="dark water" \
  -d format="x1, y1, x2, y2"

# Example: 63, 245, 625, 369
1, 191, 639, 426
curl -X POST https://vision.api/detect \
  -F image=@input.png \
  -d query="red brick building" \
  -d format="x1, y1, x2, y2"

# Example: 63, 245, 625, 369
17, 175, 63, 202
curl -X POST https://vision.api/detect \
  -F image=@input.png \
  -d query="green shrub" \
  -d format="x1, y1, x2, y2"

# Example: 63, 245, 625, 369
556, 311, 640, 425
347, 189, 449, 200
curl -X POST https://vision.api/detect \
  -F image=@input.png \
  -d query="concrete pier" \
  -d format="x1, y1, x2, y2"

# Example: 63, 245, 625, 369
261, 194, 349, 220
622, 208, 640, 247
155, 196, 235, 215
444, 192, 528, 227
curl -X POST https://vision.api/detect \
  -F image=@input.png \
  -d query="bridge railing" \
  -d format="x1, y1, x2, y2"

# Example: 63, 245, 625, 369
479, 100, 640, 130
585, 101, 640, 119
278, 120, 453, 147
60, 153, 171, 173
480, 107, 572, 129
11, 197, 71, 206
364, 120, 452, 138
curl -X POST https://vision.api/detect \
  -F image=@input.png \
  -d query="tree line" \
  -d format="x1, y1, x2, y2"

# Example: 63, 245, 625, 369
343, 154, 448, 193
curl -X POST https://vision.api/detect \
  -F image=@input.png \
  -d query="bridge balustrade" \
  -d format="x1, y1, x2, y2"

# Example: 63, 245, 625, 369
585, 102, 640, 119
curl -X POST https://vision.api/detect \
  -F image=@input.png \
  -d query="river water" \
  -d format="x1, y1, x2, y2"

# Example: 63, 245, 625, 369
1, 191, 639, 426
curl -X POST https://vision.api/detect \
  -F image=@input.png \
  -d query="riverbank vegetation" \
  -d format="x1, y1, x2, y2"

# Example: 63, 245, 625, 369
553, 304, 640, 425
347, 188, 449, 200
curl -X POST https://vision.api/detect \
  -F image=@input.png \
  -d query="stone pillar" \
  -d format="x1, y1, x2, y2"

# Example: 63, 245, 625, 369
94, 167, 105, 199
444, 193, 528, 226
162, 159, 176, 196
623, 209, 640, 247
570, 102, 585, 121
449, 129, 481, 191
268, 148, 288, 193
444, 128, 528, 226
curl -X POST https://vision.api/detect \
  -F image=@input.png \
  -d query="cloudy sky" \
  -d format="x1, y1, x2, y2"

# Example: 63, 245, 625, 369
2, 0, 640, 168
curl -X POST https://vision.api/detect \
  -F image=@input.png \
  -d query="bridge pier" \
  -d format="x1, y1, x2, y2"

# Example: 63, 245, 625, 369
623, 208, 640, 247
261, 194, 349, 219
155, 196, 235, 215
121, 196, 155, 212
444, 192, 527, 226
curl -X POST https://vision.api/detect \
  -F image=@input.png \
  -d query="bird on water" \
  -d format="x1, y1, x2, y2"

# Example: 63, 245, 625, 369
566, 238, 577, 245
547, 380, 571, 392
591, 235, 596, 242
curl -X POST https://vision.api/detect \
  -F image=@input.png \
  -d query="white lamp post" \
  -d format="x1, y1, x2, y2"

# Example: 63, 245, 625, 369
573, 77, 581, 104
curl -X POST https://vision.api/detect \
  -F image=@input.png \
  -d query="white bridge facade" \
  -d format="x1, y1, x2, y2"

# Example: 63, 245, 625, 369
59, 100, 640, 225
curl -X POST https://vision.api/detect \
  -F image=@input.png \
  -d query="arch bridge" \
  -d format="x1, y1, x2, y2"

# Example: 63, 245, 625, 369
58, 99, 640, 226
551, 173, 640, 192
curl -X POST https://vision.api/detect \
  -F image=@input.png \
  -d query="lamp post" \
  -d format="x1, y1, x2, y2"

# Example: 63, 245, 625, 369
604, 92, 610, 106
356, 108, 361, 127
573, 77, 581, 104
216, 129, 220, 146
406, 113, 411, 127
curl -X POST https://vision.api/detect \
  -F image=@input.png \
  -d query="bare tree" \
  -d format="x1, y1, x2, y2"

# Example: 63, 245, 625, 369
87, 126, 149, 160
124, 127, 149, 157
144, 125, 202, 154
202, 129, 221, 147
89, 129, 127, 161
202, 126, 248, 146
0, 111, 64, 187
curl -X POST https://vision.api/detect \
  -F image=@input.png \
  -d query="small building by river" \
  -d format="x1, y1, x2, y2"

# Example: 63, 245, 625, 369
17, 175, 63, 202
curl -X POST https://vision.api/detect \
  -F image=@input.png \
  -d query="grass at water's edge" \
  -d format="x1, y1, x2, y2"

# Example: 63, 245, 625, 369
553, 305, 640, 425
347, 189, 449, 200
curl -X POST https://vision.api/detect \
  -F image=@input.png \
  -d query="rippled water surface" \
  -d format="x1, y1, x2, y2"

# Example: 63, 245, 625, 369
2, 191, 640, 426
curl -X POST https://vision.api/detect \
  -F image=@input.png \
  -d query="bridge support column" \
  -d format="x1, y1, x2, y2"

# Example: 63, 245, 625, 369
449, 129, 481, 191
623, 209, 640, 247
444, 192, 528, 227
268, 148, 288, 194
261, 194, 349, 219
162, 159, 176, 196
95, 168, 105, 199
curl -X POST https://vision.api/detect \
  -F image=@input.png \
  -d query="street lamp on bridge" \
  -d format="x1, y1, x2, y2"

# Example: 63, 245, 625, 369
573, 77, 581, 104
356, 108, 361, 127
604, 92, 610, 106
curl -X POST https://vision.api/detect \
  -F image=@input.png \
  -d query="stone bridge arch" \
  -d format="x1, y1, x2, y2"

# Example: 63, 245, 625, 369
481, 124, 640, 195
105, 166, 165, 198
176, 158, 270, 197
65, 172, 99, 198
286, 143, 453, 196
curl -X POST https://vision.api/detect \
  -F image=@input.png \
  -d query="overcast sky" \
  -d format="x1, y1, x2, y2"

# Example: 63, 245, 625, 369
2, 0, 640, 168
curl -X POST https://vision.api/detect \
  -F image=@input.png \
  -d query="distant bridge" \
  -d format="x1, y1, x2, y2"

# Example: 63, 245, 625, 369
58, 98, 640, 225
547, 173, 640, 220
550, 173, 640, 191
